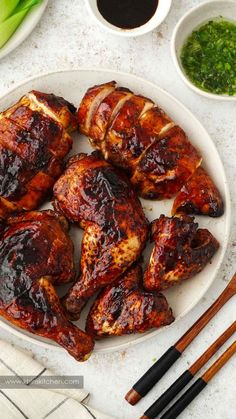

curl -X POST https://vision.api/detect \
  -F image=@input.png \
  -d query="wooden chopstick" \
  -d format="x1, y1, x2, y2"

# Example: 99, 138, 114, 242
141, 321, 236, 419
159, 341, 236, 419
125, 272, 236, 405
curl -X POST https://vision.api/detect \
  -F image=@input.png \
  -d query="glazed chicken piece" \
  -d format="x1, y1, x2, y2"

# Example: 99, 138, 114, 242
78, 81, 117, 136
172, 167, 224, 217
77, 81, 202, 199
86, 264, 174, 338
0, 210, 93, 361
131, 126, 201, 199
144, 214, 219, 292
0, 91, 77, 219
89, 86, 133, 149
53, 152, 148, 319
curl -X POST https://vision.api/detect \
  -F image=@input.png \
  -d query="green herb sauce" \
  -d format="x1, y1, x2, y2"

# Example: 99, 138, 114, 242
181, 19, 236, 95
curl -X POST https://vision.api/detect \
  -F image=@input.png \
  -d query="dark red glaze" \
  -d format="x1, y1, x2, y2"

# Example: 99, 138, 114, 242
30, 90, 78, 132
137, 106, 172, 137
77, 82, 205, 201
7, 105, 70, 159
144, 214, 219, 291
86, 264, 174, 338
0, 210, 94, 361
0, 90, 77, 218
77, 81, 116, 135
132, 126, 201, 199
53, 152, 148, 319
105, 94, 154, 170
0, 146, 32, 200
89, 87, 132, 146
172, 167, 224, 217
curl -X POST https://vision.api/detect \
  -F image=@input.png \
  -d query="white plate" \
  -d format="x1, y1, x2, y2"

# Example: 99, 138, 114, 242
0, 0, 48, 61
0, 69, 231, 354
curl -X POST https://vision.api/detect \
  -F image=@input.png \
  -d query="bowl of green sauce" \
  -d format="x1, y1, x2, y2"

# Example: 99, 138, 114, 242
171, 0, 236, 100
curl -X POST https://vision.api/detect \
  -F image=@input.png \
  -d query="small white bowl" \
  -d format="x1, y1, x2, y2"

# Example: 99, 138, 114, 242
86, 0, 172, 37
171, 0, 236, 101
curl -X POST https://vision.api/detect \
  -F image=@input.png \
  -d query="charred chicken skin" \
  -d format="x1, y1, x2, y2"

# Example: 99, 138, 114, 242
86, 264, 174, 338
144, 214, 219, 292
53, 152, 148, 319
77, 81, 202, 200
0, 210, 94, 361
0, 91, 77, 219
172, 167, 224, 217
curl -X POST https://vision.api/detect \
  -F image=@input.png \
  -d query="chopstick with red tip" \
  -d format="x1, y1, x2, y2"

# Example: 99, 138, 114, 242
157, 340, 236, 419
140, 321, 236, 419
125, 272, 236, 406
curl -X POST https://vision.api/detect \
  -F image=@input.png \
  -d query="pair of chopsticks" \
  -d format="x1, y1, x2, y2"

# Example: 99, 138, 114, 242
142, 323, 236, 418
125, 272, 236, 418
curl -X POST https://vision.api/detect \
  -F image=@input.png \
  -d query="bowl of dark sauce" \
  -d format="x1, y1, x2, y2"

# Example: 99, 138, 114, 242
86, 0, 172, 37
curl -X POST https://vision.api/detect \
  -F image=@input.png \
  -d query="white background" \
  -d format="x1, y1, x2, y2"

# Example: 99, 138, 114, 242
0, 1, 235, 418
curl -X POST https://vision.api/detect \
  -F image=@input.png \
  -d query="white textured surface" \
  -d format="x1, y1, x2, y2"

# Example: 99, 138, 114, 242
0, 1, 235, 418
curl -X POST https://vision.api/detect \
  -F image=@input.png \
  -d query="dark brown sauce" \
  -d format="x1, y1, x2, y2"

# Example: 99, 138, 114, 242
97, 0, 159, 30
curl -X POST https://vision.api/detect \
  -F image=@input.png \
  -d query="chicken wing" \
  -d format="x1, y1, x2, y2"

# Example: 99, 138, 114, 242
172, 167, 224, 217
53, 152, 148, 319
77, 82, 202, 199
0, 210, 93, 361
86, 264, 174, 338
0, 91, 77, 219
144, 214, 219, 291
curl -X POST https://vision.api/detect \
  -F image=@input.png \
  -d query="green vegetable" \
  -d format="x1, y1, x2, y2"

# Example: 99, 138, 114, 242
0, 0, 20, 22
0, 9, 28, 48
181, 19, 236, 95
0, 0, 42, 49
15, 0, 42, 12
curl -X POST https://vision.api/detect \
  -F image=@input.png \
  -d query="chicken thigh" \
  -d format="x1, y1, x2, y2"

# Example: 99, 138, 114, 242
53, 152, 148, 319
0, 91, 77, 219
0, 210, 93, 361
